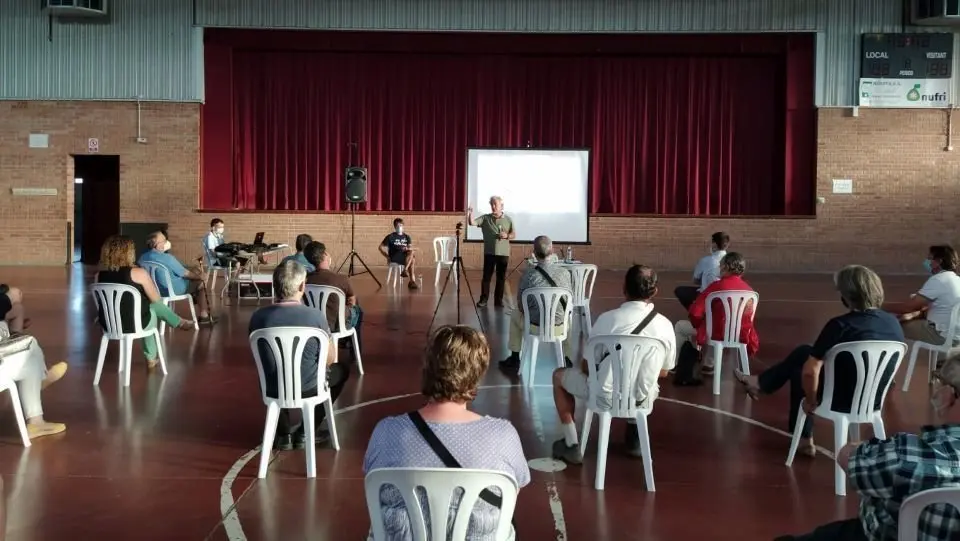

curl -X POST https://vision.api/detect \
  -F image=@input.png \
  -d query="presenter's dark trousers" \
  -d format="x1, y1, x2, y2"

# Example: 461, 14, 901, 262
674, 285, 699, 310
480, 254, 509, 306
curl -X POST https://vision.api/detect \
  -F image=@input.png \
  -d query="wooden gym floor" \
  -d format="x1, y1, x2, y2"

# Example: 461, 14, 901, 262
0, 265, 954, 541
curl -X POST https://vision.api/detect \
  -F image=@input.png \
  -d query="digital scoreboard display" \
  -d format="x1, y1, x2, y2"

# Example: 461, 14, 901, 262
861, 33, 954, 79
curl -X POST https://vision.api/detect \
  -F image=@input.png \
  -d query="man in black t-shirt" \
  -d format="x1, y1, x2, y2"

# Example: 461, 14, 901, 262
733, 265, 904, 458
379, 218, 419, 289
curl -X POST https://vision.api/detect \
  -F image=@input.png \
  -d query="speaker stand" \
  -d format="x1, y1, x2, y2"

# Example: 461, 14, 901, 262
337, 203, 382, 288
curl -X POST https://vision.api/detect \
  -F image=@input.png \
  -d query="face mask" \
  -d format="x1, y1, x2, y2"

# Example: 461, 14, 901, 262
163, 240, 172, 252
924, 259, 934, 274
396, 226, 404, 235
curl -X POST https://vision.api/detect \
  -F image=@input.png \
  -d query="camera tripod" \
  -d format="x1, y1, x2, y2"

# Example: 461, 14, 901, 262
427, 222, 485, 334
337, 202, 382, 288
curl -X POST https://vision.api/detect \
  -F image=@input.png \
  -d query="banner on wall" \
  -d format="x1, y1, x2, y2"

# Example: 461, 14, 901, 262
858, 78, 951, 107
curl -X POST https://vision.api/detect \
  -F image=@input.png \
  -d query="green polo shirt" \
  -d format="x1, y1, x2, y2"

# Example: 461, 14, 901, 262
475, 213, 514, 256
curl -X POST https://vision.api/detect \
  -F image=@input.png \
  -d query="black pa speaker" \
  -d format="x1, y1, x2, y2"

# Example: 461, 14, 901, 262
344, 166, 367, 203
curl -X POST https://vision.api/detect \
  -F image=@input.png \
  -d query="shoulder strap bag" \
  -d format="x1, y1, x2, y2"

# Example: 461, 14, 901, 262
407, 411, 518, 534
599, 308, 659, 360
533, 266, 568, 312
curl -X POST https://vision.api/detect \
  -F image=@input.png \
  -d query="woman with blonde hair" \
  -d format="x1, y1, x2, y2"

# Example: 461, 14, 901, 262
363, 325, 529, 540
94, 235, 192, 369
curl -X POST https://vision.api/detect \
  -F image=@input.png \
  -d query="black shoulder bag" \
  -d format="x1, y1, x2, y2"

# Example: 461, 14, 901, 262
407, 411, 518, 534
598, 308, 659, 362
533, 266, 568, 312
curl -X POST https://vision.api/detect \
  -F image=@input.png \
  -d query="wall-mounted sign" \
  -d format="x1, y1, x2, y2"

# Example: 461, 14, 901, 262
87, 138, 99, 153
858, 78, 950, 107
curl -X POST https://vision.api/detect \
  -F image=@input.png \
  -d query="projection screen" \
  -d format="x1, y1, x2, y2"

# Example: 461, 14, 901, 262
465, 148, 590, 244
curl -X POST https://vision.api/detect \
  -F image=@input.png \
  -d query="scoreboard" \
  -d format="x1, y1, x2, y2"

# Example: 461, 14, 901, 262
861, 33, 953, 79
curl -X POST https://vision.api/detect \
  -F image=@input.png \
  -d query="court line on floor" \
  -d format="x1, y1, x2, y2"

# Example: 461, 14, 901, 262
218, 384, 833, 541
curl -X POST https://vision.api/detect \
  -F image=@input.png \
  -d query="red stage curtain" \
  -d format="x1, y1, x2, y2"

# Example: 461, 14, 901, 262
223, 49, 798, 215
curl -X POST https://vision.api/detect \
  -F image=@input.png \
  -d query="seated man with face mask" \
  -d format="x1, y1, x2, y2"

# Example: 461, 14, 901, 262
138, 230, 215, 325
379, 218, 419, 289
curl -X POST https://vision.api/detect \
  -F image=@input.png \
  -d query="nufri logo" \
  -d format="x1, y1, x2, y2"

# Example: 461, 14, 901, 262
906, 83, 947, 103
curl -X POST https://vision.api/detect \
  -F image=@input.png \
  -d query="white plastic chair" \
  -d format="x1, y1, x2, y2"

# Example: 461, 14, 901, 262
0, 372, 31, 447
385, 263, 404, 288
201, 240, 231, 293
364, 467, 518, 541
303, 285, 364, 375
580, 334, 669, 491
432, 236, 457, 287
704, 290, 759, 395
91, 283, 168, 387
898, 486, 960, 541
249, 327, 341, 478
138, 260, 199, 333
519, 287, 573, 387
785, 340, 906, 496
902, 302, 960, 392
566, 264, 598, 335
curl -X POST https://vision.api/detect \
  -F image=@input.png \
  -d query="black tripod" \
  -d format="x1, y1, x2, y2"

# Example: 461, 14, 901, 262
427, 222, 484, 334
337, 203, 382, 288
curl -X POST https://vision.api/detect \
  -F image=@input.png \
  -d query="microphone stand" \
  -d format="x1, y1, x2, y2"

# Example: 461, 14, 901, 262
427, 222, 484, 334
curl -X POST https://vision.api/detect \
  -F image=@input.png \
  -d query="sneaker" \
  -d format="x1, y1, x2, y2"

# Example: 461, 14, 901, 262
42, 362, 68, 390
499, 355, 521, 375
293, 427, 331, 449
476, 298, 488, 308
27, 422, 66, 439
551, 438, 583, 465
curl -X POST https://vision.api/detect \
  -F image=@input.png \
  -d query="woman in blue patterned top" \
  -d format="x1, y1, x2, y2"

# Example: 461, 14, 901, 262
363, 325, 530, 540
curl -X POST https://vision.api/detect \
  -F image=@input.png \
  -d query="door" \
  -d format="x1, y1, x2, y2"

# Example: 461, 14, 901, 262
73, 155, 120, 264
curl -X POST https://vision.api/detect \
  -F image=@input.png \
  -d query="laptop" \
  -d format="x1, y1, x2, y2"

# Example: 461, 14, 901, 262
253, 232, 265, 246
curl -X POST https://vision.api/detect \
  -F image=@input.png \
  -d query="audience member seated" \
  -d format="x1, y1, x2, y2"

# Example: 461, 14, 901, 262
0, 321, 67, 439
94, 235, 193, 370
884, 244, 960, 350
249, 260, 347, 451
499, 235, 573, 375
674, 231, 729, 309
674, 251, 758, 376
203, 218, 226, 267
281, 234, 316, 273
735, 265, 903, 458
551, 265, 676, 464
303, 241, 364, 349
774, 378, 960, 541
363, 325, 530, 540
138, 231, 214, 325
0, 284, 29, 332
379, 217, 419, 289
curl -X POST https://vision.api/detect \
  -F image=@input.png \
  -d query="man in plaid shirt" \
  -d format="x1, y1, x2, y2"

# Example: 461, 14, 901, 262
776, 398, 960, 540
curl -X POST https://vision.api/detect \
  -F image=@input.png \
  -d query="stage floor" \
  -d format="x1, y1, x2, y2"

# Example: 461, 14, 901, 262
0, 265, 954, 540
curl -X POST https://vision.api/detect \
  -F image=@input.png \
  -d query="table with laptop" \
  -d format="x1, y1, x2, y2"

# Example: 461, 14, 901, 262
214, 231, 290, 301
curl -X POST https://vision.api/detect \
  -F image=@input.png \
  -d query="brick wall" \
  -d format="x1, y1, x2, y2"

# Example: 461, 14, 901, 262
1, 101, 957, 272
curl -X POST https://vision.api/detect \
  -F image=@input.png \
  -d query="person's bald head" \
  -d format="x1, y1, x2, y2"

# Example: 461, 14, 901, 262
624, 264, 658, 301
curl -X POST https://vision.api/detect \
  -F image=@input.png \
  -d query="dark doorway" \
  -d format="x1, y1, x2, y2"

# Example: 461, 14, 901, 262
73, 155, 120, 264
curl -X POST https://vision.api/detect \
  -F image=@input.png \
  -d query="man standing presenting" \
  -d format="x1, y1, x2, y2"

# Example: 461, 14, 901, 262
466, 195, 515, 308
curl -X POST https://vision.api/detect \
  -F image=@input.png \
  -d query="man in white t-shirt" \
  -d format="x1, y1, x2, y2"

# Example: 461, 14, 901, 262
551, 265, 677, 464
675, 231, 730, 309
203, 218, 226, 267
885, 245, 960, 346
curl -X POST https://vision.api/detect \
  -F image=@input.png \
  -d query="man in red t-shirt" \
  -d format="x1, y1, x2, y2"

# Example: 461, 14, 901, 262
674, 252, 758, 375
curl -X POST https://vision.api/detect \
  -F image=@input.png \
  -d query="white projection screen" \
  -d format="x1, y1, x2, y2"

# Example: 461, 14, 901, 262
465, 148, 590, 244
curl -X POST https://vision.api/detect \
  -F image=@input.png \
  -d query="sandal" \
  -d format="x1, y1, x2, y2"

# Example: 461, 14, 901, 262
733, 369, 761, 400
